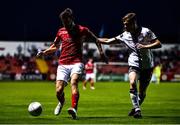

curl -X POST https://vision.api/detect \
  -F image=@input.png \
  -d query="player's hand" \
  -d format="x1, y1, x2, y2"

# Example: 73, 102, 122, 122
36, 51, 44, 57
136, 43, 146, 49
98, 38, 108, 43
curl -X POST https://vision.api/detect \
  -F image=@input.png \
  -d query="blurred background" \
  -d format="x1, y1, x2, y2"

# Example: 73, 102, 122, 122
0, 0, 179, 82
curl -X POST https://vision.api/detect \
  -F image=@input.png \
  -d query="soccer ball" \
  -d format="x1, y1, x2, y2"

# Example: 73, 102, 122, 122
28, 102, 42, 116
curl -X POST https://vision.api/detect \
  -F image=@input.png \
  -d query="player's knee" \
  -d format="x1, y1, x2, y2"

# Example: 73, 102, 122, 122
71, 78, 79, 85
130, 81, 136, 89
129, 77, 136, 84
56, 86, 64, 95
71, 83, 78, 94
56, 81, 64, 93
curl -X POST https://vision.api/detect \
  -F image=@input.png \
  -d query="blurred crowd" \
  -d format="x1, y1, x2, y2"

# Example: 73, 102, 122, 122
0, 43, 179, 81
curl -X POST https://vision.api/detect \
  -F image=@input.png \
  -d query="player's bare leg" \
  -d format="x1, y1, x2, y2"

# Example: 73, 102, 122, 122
54, 80, 65, 115
128, 71, 142, 118
83, 80, 87, 90
68, 73, 80, 119
90, 79, 95, 90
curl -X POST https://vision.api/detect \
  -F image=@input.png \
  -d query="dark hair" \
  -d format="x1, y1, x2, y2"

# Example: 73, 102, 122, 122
122, 13, 136, 23
59, 8, 73, 20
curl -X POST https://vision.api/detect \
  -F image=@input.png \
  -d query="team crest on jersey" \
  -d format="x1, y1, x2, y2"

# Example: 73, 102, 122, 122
59, 31, 68, 35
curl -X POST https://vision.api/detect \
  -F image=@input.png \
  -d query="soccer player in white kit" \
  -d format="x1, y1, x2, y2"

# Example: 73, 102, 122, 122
100, 13, 162, 118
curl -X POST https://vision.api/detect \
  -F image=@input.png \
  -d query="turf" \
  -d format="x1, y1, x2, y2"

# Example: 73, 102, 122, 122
0, 81, 180, 124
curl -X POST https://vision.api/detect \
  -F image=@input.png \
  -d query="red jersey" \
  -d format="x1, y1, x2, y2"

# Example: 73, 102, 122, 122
85, 61, 94, 74
54, 25, 89, 65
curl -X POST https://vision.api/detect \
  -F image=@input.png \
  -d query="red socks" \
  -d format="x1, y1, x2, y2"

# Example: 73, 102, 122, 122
71, 92, 79, 110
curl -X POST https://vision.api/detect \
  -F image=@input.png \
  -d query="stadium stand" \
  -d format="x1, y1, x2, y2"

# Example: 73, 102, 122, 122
0, 42, 179, 82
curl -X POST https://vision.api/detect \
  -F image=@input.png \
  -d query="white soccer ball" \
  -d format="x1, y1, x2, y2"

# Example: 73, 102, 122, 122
28, 102, 42, 116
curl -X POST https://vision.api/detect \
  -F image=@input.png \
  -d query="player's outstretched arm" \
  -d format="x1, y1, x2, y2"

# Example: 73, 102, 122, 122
88, 30, 108, 64
98, 37, 119, 44
136, 39, 162, 50
36, 43, 58, 57
37, 36, 61, 57
95, 41, 109, 64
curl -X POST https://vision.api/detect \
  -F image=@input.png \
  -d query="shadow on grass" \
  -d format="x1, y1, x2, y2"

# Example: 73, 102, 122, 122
145, 115, 180, 119
79, 116, 122, 119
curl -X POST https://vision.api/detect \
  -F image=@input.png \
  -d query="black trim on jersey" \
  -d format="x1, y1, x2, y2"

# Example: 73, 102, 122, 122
131, 27, 142, 69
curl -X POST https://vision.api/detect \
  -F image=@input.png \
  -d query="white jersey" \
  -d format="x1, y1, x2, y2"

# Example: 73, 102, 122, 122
115, 27, 157, 69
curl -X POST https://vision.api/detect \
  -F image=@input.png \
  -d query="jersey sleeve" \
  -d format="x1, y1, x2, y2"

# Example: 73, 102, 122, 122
82, 26, 90, 36
115, 34, 124, 43
146, 28, 157, 42
53, 29, 62, 45
82, 26, 97, 42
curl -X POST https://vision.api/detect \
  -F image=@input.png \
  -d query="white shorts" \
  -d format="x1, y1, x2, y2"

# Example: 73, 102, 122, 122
56, 63, 84, 83
85, 73, 95, 81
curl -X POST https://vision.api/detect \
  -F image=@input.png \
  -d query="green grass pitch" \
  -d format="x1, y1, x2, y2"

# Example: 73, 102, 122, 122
0, 81, 180, 124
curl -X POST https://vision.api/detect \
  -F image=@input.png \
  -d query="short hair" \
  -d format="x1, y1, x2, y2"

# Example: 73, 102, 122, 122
122, 13, 136, 23
59, 8, 73, 20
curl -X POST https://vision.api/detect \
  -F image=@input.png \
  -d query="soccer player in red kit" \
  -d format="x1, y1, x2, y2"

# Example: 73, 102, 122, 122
83, 58, 95, 90
37, 8, 107, 119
